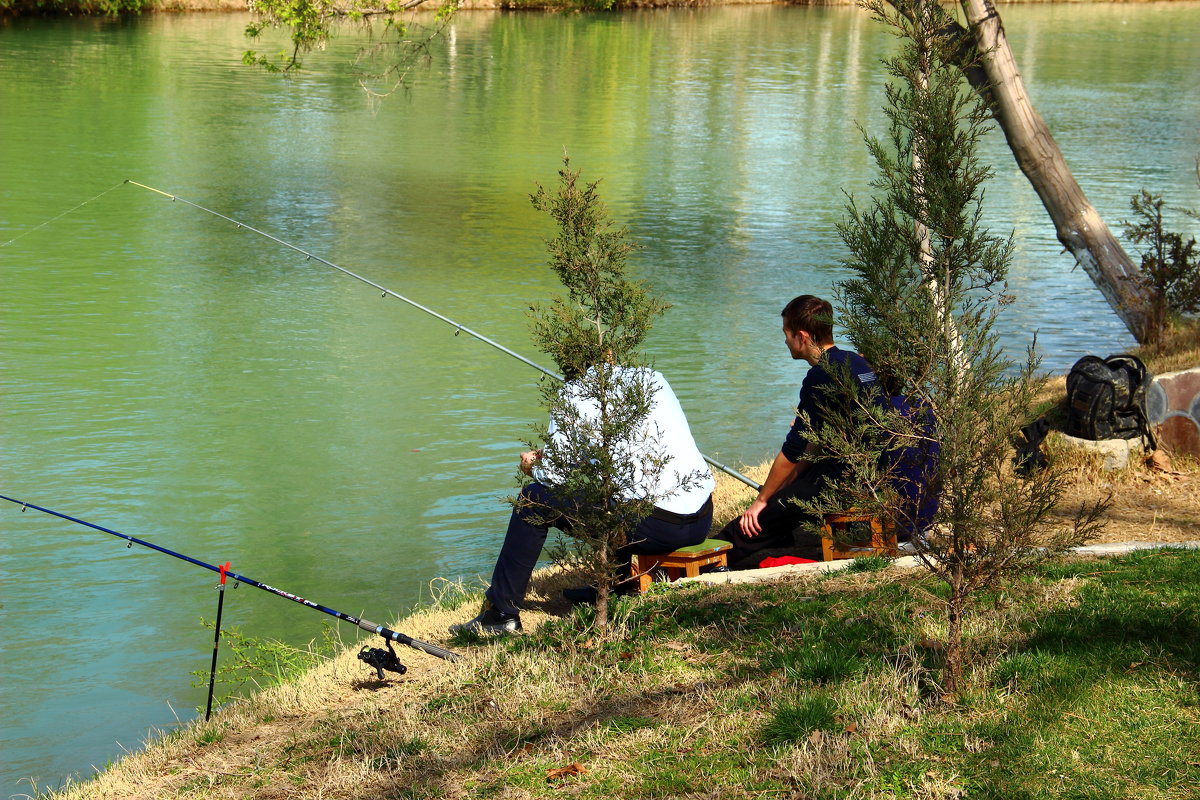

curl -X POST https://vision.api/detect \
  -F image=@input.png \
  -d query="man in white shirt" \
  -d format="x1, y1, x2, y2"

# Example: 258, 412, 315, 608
451, 367, 715, 635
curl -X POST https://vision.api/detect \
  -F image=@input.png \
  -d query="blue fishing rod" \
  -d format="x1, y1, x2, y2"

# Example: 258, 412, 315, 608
123, 179, 762, 491
0, 493, 459, 664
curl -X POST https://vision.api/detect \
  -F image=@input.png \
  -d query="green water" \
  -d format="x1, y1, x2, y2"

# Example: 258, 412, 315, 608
1, 4, 1198, 792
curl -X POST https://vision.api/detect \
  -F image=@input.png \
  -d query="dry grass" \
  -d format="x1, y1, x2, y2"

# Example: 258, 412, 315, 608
710, 462, 768, 529
1140, 318, 1200, 376
1048, 441, 1199, 544
43, 562, 581, 799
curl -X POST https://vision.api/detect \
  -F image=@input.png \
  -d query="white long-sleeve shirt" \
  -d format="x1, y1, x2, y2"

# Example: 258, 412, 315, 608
532, 368, 715, 515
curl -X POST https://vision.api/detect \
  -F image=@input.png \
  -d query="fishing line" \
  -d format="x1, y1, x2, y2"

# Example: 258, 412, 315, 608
0, 493, 460, 663
122, 180, 762, 491
0, 182, 127, 250
124, 180, 556, 379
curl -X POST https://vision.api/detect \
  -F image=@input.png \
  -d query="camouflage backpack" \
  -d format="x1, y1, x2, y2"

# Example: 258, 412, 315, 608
1065, 354, 1154, 443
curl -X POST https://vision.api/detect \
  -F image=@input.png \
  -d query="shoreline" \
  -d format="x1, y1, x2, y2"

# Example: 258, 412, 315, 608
7, 0, 1196, 16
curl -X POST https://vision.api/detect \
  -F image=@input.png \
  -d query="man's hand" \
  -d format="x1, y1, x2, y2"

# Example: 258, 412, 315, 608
738, 498, 769, 537
519, 450, 542, 476
735, 449, 810, 539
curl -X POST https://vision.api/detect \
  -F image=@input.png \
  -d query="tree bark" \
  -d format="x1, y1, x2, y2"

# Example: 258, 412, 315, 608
943, 582, 966, 697
939, 0, 1155, 343
596, 540, 610, 631
911, 3, 968, 377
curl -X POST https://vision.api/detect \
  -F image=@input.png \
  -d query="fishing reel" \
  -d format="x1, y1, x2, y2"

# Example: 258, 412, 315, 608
357, 639, 408, 681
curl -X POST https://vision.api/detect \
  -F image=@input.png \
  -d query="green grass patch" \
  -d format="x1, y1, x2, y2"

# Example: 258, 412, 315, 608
424, 549, 1200, 799
845, 554, 892, 573
762, 692, 839, 743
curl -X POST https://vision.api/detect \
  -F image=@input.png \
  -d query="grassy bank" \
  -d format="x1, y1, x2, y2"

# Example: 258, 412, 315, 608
45, 546, 1200, 799
37, 322, 1200, 800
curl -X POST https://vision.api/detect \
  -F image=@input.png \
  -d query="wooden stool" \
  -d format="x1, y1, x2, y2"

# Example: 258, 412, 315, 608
820, 511, 898, 561
630, 539, 733, 594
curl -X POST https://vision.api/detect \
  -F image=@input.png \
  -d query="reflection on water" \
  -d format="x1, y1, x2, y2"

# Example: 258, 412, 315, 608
1, 3, 1198, 791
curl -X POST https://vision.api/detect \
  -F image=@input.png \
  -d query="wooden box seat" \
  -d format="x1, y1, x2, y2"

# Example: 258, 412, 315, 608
820, 511, 898, 561
630, 538, 732, 594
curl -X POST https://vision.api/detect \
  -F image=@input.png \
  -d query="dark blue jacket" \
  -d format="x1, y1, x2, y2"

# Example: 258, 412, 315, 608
781, 346, 881, 463
881, 395, 940, 536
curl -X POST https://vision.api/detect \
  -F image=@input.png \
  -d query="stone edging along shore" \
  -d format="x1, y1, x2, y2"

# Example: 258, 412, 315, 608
682, 540, 1200, 588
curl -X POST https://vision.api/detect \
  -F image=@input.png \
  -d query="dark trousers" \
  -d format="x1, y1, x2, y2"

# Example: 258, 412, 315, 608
486, 482, 714, 615
715, 463, 841, 570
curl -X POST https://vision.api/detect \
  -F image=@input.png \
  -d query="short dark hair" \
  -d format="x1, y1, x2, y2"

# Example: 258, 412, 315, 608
781, 295, 833, 344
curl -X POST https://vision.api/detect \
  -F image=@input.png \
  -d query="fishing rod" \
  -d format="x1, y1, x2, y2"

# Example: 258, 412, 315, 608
0, 493, 459, 664
123, 180, 762, 492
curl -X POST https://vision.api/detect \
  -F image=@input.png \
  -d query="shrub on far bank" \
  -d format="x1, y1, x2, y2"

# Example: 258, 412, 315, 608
1, 0, 153, 15
1124, 189, 1200, 349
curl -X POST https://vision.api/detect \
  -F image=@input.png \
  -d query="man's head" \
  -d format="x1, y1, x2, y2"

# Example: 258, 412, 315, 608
781, 295, 834, 364
556, 338, 617, 382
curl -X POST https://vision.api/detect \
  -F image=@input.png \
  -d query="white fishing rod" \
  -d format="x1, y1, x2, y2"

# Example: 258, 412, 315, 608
124, 180, 762, 490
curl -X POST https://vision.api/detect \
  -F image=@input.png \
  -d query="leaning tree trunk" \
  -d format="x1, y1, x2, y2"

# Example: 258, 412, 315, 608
928, 0, 1155, 343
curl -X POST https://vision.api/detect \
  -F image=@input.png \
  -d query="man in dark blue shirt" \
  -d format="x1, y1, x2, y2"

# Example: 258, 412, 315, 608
718, 295, 882, 569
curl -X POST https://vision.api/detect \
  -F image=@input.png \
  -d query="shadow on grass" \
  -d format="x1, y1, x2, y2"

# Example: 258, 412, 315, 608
964, 549, 1200, 800
367, 550, 1200, 799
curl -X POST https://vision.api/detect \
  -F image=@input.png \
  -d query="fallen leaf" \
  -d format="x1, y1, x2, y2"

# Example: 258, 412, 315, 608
844, 722, 858, 734
619, 651, 635, 661
522, 743, 534, 754
1146, 449, 1174, 473
808, 730, 824, 746
546, 762, 588, 781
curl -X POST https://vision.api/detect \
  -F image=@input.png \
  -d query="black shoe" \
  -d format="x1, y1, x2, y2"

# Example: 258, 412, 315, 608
562, 586, 598, 605
449, 601, 522, 635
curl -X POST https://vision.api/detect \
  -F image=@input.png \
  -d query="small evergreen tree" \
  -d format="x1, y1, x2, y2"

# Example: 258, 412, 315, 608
820, 0, 1105, 695
521, 158, 673, 632
1122, 189, 1200, 348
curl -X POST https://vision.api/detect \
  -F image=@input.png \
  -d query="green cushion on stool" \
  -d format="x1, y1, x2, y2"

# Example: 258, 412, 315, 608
631, 539, 731, 594
667, 539, 732, 556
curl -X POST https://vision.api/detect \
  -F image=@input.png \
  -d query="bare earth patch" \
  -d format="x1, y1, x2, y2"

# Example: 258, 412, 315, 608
1052, 449, 1198, 544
